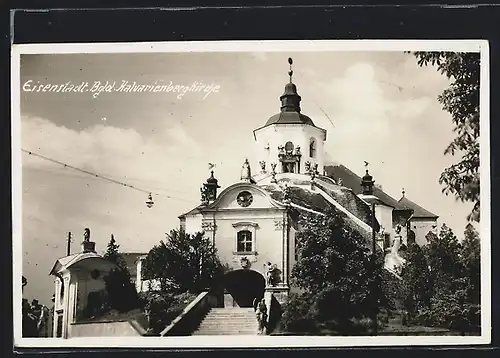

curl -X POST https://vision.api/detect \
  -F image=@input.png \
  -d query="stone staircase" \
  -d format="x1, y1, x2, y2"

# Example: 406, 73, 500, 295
192, 307, 258, 335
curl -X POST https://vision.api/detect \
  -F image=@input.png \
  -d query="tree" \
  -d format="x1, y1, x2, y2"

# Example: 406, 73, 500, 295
142, 229, 224, 294
102, 234, 138, 313
460, 224, 481, 304
411, 52, 480, 222
414, 224, 480, 332
424, 224, 463, 293
400, 241, 432, 318
288, 208, 390, 333
104, 234, 127, 269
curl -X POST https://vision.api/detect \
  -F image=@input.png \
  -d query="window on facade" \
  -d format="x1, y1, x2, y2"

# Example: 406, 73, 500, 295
384, 233, 391, 250
309, 138, 316, 158
56, 315, 63, 337
237, 230, 253, 252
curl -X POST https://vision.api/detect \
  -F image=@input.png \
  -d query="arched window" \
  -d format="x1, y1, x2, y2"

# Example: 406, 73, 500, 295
309, 138, 316, 158
237, 230, 253, 253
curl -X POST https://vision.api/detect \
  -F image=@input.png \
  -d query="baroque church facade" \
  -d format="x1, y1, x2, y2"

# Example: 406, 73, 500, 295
48, 58, 439, 338
177, 58, 439, 308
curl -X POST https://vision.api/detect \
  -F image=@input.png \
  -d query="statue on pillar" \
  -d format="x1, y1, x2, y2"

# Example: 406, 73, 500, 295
270, 163, 277, 183
241, 158, 252, 182
265, 262, 282, 287
259, 160, 266, 173
304, 161, 311, 173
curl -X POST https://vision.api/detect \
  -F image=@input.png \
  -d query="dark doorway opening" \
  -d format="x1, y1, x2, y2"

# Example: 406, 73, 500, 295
224, 269, 265, 307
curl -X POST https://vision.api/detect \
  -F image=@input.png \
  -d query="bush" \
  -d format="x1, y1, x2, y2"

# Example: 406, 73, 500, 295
139, 291, 199, 334
281, 293, 318, 333
104, 268, 139, 313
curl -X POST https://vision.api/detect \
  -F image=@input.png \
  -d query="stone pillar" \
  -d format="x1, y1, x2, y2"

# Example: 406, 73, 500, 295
136, 258, 143, 293
61, 275, 71, 339
282, 212, 288, 287
52, 278, 59, 337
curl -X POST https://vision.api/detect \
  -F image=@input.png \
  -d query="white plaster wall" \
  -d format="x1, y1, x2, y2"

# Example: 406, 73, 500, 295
375, 205, 393, 234
74, 270, 107, 320
69, 321, 140, 337
410, 218, 438, 246
184, 214, 202, 235
254, 124, 326, 175
208, 210, 285, 278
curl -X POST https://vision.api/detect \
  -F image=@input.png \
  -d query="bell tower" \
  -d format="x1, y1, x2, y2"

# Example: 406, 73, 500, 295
253, 58, 327, 176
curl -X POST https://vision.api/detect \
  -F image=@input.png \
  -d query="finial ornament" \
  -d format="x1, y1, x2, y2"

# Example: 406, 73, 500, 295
288, 57, 293, 83
402, 188, 405, 198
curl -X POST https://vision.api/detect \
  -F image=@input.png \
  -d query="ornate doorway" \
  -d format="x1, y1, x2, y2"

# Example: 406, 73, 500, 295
223, 269, 265, 308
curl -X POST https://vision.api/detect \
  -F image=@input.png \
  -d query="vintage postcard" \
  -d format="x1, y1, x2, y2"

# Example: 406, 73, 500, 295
12, 40, 491, 348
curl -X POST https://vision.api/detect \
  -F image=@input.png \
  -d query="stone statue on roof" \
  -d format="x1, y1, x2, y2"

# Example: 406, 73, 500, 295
241, 158, 252, 182
83, 228, 90, 242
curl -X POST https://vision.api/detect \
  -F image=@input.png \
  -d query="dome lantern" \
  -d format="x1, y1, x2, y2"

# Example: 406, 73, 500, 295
361, 169, 375, 195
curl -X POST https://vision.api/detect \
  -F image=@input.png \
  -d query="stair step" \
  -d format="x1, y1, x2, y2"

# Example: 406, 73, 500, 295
192, 307, 259, 336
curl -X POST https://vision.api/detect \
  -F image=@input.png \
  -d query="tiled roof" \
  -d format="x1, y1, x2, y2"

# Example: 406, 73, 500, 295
314, 179, 380, 231
398, 197, 439, 219
324, 164, 408, 211
260, 184, 378, 247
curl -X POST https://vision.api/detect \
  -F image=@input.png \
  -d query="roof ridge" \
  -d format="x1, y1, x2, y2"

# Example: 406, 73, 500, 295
399, 196, 439, 218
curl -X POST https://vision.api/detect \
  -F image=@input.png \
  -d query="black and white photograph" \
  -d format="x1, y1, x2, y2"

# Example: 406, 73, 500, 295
12, 40, 490, 347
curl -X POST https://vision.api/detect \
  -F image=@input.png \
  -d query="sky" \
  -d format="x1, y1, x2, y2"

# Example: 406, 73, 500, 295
18, 50, 476, 306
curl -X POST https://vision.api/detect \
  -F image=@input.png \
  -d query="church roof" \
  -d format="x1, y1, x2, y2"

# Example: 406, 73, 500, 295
178, 205, 204, 219
398, 196, 439, 219
260, 182, 380, 245
265, 111, 316, 126
324, 164, 408, 211
314, 179, 380, 231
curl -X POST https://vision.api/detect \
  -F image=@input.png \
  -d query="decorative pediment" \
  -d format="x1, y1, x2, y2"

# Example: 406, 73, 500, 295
232, 221, 259, 228
204, 183, 286, 211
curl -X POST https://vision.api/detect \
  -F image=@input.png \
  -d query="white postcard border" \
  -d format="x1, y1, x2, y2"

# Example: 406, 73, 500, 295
12, 39, 491, 348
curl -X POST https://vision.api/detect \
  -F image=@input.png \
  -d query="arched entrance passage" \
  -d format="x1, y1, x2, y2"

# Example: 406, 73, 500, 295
224, 269, 265, 308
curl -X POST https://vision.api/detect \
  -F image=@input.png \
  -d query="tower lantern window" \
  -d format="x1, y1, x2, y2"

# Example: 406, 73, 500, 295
309, 138, 316, 158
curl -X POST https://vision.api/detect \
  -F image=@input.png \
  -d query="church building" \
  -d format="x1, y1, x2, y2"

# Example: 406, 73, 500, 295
177, 58, 439, 308
47, 58, 439, 338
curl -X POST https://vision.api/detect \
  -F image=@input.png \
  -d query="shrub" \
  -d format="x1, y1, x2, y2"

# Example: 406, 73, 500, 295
280, 293, 317, 333
138, 291, 199, 334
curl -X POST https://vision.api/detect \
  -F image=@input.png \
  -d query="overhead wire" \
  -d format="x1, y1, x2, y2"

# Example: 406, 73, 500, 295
21, 149, 199, 205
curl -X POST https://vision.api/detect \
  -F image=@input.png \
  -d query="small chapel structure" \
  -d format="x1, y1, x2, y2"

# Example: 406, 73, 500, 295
49, 229, 119, 338
177, 58, 439, 308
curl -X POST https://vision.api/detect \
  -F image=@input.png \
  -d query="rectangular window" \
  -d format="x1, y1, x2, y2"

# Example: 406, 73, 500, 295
237, 230, 253, 252
56, 315, 63, 337
384, 233, 391, 250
